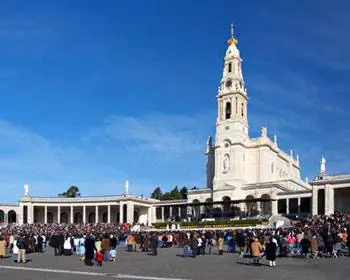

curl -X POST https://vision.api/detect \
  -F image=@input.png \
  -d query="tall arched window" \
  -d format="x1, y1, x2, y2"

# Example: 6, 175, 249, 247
228, 63, 232, 73
225, 102, 232, 119
241, 103, 244, 117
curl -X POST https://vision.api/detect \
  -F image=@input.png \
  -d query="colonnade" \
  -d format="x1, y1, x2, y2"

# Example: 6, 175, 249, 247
23, 201, 153, 226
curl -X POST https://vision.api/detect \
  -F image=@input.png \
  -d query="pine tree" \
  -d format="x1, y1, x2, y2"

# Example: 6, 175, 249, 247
151, 186, 163, 200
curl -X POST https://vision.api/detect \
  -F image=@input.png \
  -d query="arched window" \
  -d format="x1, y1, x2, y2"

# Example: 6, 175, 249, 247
228, 63, 232, 73
225, 102, 232, 119
241, 103, 244, 117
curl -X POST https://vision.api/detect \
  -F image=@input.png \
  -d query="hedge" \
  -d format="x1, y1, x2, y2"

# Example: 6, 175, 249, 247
152, 219, 266, 229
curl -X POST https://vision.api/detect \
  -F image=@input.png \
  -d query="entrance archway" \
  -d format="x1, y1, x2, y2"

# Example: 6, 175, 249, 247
261, 194, 272, 216
205, 198, 213, 217
245, 195, 256, 217
8, 210, 16, 224
192, 200, 200, 220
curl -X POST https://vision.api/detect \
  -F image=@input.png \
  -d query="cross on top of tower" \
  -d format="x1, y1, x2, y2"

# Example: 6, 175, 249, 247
227, 23, 238, 46
230, 23, 235, 38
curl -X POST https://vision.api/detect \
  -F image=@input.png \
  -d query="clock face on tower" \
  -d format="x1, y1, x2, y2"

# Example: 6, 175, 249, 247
225, 79, 232, 89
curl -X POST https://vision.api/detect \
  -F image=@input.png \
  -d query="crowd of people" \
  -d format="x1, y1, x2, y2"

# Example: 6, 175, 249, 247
0, 212, 349, 267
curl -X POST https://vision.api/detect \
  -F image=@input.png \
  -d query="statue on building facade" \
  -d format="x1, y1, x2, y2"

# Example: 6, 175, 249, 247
24, 184, 29, 196
124, 180, 129, 195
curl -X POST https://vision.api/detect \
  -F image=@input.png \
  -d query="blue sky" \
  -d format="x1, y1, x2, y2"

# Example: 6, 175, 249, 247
0, 0, 349, 202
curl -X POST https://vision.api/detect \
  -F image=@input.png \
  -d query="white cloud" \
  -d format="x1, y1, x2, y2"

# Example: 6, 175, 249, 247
86, 113, 214, 158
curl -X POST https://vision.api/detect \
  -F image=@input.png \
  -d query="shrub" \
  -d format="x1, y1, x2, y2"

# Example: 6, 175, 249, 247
152, 219, 265, 229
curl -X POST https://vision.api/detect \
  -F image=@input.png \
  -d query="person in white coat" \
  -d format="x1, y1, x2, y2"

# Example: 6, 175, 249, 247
63, 236, 73, 256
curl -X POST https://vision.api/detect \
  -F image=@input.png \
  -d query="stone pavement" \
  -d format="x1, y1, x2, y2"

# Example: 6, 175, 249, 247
0, 247, 349, 280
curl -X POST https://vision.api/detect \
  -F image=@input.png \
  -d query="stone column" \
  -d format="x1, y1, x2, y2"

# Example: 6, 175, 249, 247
329, 187, 334, 214
297, 197, 301, 214
44, 205, 48, 224
271, 200, 278, 216
161, 207, 165, 222
325, 185, 334, 215
4, 212, 8, 225
29, 205, 34, 224
70, 206, 74, 224
147, 207, 152, 226
57, 206, 61, 223
95, 205, 99, 223
107, 205, 111, 224
286, 199, 290, 214
169, 206, 173, 218
83, 205, 86, 224
256, 201, 261, 215
312, 186, 318, 216
126, 201, 134, 224
119, 203, 124, 224
271, 192, 278, 216
178, 206, 181, 218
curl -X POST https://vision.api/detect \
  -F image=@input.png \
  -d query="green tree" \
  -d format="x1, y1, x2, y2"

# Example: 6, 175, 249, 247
59, 185, 81, 198
180, 186, 188, 199
151, 186, 163, 200
169, 186, 182, 200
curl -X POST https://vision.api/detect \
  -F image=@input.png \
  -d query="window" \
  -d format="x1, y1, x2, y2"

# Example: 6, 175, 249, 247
271, 163, 274, 173
235, 97, 238, 114
228, 63, 232, 73
225, 102, 232, 119
241, 103, 244, 117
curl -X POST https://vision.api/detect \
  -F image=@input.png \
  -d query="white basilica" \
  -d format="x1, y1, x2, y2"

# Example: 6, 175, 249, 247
185, 28, 312, 217
1, 28, 349, 226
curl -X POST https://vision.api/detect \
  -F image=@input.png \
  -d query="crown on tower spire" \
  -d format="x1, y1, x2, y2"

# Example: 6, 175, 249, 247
227, 23, 238, 46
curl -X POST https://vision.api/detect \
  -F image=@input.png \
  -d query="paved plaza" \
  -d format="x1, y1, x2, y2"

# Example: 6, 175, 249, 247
0, 247, 349, 280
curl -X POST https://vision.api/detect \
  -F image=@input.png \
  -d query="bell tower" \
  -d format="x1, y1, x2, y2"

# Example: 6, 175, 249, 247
212, 25, 249, 193
216, 24, 248, 144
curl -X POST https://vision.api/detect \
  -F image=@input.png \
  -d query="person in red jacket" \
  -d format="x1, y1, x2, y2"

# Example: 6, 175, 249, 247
96, 250, 103, 266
